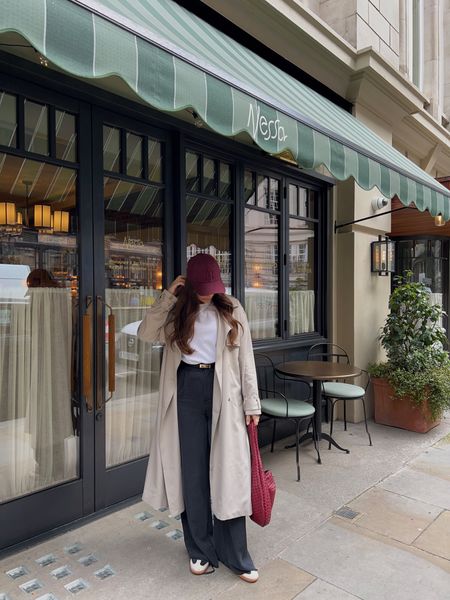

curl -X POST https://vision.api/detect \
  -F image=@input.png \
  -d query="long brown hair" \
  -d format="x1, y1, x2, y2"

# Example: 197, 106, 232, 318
166, 280, 241, 354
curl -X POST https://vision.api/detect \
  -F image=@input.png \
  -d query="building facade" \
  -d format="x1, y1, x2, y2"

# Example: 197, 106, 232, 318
202, 0, 450, 416
0, 0, 449, 551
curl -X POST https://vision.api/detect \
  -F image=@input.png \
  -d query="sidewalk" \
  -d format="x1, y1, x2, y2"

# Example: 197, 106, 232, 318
1, 415, 450, 600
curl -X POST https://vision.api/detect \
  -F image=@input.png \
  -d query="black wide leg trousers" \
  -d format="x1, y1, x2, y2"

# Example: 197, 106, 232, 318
177, 361, 255, 574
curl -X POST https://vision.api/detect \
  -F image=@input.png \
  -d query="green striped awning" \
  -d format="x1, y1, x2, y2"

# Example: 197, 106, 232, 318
2, 0, 450, 218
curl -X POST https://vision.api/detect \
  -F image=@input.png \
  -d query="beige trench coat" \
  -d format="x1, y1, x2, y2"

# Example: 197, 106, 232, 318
137, 290, 261, 520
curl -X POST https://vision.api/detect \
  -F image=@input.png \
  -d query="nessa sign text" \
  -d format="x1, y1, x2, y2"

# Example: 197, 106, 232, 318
247, 104, 288, 143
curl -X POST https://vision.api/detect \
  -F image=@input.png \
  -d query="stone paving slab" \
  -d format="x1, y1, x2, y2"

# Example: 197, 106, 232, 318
346, 487, 442, 544
280, 518, 450, 600
245, 488, 327, 568
380, 467, 450, 510
294, 578, 363, 599
216, 558, 314, 600
408, 445, 450, 481
413, 511, 450, 561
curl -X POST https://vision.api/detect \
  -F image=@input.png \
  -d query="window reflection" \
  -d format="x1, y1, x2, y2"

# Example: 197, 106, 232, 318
186, 196, 232, 291
103, 125, 121, 172
219, 162, 232, 199
244, 208, 279, 339
148, 139, 163, 182
186, 152, 200, 193
244, 170, 255, 205
203, 157, 217, 195
257, 175, 268, 208
0, 92, 17, 148
0, 153, 79, 503
25, 100, 49, 156
126, 133, 143, 178
55, 110, 77, 162
289, 219, 315, 335
396, 239, 448, 332
103, 138, 165, 468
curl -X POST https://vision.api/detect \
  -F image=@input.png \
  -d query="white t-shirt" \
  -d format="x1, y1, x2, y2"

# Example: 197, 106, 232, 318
181, 302, 218, 364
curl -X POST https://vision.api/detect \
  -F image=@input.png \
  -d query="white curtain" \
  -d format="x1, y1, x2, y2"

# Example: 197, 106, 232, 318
105, 288, 161, 468
289, 290, 315, 335
246, 289, 315, 339
0, 288, 77, 503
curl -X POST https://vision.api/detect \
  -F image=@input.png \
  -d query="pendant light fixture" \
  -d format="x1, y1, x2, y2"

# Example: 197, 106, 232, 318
53, 210, 70, 233
33, 204, 53, 233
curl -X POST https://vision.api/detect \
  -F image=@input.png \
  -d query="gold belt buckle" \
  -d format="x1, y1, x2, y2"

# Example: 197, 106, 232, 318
199, 363, 210, 369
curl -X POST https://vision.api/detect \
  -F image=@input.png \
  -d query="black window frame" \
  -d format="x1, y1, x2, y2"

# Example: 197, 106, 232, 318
393, 236, 449, 337
180, 140, 329, 347
183, 144, 236, 294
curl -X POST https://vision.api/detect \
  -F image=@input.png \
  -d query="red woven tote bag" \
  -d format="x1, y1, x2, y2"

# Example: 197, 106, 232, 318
247, 421, 276, 527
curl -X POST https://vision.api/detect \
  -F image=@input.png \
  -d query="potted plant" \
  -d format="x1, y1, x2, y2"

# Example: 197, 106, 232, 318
369, 272, 450, 433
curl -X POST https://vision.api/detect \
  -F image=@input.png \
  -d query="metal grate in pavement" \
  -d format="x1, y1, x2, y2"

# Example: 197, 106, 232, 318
334, 506, 361, 520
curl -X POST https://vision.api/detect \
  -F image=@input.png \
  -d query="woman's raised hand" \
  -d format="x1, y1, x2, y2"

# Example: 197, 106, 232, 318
168, 275, 186, 296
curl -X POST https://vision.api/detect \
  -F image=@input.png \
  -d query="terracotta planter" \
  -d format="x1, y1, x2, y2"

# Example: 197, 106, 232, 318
372, 377, 440, 433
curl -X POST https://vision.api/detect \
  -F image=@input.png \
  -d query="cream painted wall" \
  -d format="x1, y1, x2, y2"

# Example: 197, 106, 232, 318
444, 0, 450, 118
332, 100, 393, 421
423, 0, 444, 119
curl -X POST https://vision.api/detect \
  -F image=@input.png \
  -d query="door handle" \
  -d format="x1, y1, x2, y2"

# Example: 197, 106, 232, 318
107, 312, 116, 399
82, 296, 93, 413
96, 296, 116, 410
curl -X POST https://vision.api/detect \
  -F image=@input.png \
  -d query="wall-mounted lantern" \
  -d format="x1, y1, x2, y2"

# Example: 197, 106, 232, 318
434, 213, 446, 227
371, 235, 395, 276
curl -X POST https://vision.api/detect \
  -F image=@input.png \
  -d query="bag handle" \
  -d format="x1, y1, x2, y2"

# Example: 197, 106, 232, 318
247, 421, 263, 471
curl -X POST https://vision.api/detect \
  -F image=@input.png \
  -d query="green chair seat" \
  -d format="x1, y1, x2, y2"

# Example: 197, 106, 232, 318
322, 382, 365, 399
261, 397, 315, 418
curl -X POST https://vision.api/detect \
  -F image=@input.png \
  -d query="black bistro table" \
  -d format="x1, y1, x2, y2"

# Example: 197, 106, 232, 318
275, 360, 362, 455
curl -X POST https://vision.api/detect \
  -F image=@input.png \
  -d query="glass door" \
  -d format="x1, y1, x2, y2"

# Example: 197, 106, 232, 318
0, 89, 95, 550
0, 95, 169, 550
91, 112, 168, 508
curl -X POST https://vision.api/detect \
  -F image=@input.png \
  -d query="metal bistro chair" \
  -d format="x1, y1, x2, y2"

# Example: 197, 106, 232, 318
254, 354, 321, 481
307, 343, 372, 447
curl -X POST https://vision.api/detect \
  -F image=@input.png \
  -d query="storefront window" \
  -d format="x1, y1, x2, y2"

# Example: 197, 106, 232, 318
219, 162, 232, 199
103, 125, 121, 172
103, 125, 165, 469
24, 99, 49, 156
55, 110, 77, 162
245, 169, 280, 339
245, 207, 279, 339
148, 139, 163, 182
186, 151, 200, 193
288, 185, 317, 335
0, 92, 17, 148
396, 239, 448, 332
244, 169, 256, 205
244, 174, 320, 341
185, 150, 233, 292
126, 132, 144, 178
0, 153, 79, 503
186, 196, 232, 291
203, 157, 217, 195
289, 219, 315, 334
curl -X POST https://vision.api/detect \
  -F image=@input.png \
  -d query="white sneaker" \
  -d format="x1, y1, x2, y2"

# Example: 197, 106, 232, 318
190, 559, 210, 575
239, 570, 259, 583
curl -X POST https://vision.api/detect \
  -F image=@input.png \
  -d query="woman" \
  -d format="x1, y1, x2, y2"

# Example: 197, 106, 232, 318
138, 253, 261, 583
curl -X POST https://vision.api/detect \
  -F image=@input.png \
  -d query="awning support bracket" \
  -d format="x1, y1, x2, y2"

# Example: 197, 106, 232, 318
334, 206, 414, 233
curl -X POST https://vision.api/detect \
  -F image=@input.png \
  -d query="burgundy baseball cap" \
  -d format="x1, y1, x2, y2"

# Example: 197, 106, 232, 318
186, 253, 225, 296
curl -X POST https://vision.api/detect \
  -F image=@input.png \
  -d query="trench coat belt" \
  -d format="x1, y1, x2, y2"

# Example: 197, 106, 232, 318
180, 361, 215, 369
